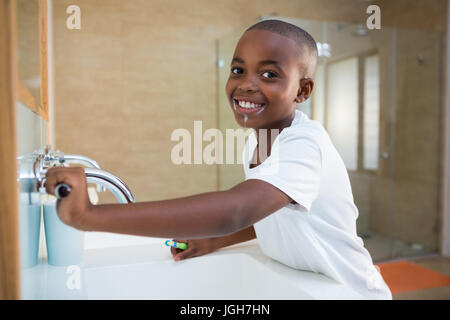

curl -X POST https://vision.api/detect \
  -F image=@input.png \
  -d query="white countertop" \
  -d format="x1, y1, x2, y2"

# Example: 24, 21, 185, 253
21, 239, 365, 300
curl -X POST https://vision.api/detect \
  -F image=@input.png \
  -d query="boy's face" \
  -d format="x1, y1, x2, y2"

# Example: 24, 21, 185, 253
225, 29, 313, 130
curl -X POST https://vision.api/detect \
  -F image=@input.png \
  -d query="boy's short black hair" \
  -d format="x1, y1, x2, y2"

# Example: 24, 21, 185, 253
246, 19, 318, 77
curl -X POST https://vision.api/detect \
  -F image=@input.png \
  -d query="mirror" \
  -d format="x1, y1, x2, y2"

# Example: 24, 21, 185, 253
17, 0, 41, 106
16, 103, 47, 299
15, 0, 49, 299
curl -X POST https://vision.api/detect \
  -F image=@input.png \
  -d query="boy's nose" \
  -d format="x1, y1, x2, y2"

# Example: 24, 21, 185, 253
237, 81, 258, 93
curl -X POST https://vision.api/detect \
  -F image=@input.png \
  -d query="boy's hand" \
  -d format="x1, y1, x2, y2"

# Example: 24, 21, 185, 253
45, 166, 93, 230
170, 238, 217, 261
170, 227, 256, 261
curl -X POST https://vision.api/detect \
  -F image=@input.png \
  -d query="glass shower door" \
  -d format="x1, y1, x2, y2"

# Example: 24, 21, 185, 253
319, 23, 442, 262
381, 27, 443, 260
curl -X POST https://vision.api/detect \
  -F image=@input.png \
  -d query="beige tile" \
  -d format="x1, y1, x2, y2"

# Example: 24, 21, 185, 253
414, 257, 450, 277
392, 179, 439, 251
394, 286, 450, 300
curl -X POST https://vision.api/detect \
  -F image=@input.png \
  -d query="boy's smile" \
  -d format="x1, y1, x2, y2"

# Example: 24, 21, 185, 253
225, 29, 313, 131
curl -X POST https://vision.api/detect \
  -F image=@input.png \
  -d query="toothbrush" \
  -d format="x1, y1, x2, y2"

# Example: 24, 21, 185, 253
165, 240, 188, 250
55, 183, 71, 199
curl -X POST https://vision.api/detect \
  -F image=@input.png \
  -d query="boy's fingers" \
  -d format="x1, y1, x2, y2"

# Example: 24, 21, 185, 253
169, 239, 191, 261
174, 246, 198, 261
174, 250, 193, 261
45, 171, 69, 195
170, 246, 181, 257
44, 167, 85, 195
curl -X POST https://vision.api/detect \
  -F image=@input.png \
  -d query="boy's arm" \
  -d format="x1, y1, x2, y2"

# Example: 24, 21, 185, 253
171, 226, 256, 261
44, 167, 291, 239
212, 225, 256, 248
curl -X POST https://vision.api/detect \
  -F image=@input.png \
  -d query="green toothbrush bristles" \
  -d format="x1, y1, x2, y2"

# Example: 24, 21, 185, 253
177, 242, 187, 250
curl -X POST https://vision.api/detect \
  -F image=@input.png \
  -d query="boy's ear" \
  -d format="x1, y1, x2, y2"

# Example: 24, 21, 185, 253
295, 78, 314, 103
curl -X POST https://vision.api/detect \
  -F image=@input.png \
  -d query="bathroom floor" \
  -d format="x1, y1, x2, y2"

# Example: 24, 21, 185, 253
362, 232, 434, 262
360, 232, 450, 299
388, 256, 450, 300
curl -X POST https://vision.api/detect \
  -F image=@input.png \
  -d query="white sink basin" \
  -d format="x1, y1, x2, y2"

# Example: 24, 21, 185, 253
22, 242, 364, 299
84, 253, 312, 299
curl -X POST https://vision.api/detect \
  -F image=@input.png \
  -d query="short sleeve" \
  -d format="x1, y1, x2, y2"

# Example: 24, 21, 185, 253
245, 129, 322, 212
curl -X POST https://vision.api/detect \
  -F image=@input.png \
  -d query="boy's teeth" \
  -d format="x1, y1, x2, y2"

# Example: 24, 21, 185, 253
237, 100, 262, 109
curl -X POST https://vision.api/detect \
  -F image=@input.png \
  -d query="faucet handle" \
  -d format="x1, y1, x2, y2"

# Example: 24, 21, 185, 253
44, 148, 65, 163
35, 148, 68, 185
54, 149, 65, 164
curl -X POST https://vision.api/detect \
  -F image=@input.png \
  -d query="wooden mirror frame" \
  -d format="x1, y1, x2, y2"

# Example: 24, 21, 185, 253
0, 0, 20, 300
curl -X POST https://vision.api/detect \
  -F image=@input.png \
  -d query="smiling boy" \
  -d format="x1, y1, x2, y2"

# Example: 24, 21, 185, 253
45, 20, 392, 299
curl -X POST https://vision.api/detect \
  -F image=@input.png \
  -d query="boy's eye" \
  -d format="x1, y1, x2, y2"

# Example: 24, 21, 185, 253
262, 71, 277, 79
231, 67, 243, 75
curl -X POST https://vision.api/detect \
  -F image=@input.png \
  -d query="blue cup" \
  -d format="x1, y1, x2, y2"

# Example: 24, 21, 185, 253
43, 201, 84, 266
19, 202, 41, 268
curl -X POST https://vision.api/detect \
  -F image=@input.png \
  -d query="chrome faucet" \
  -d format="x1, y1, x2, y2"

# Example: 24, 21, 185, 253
41, 149, 106, 193
60, 154, 101, 169
17, 147, 135, 204
84, 168, 134, 203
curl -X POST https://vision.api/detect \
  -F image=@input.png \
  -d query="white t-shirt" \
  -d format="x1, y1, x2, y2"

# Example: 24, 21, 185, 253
243, 109, 392, 300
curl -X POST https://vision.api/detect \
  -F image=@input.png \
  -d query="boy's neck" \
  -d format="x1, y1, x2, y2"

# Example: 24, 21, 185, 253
254, 110, 296, 143
253, 110, 296, 161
